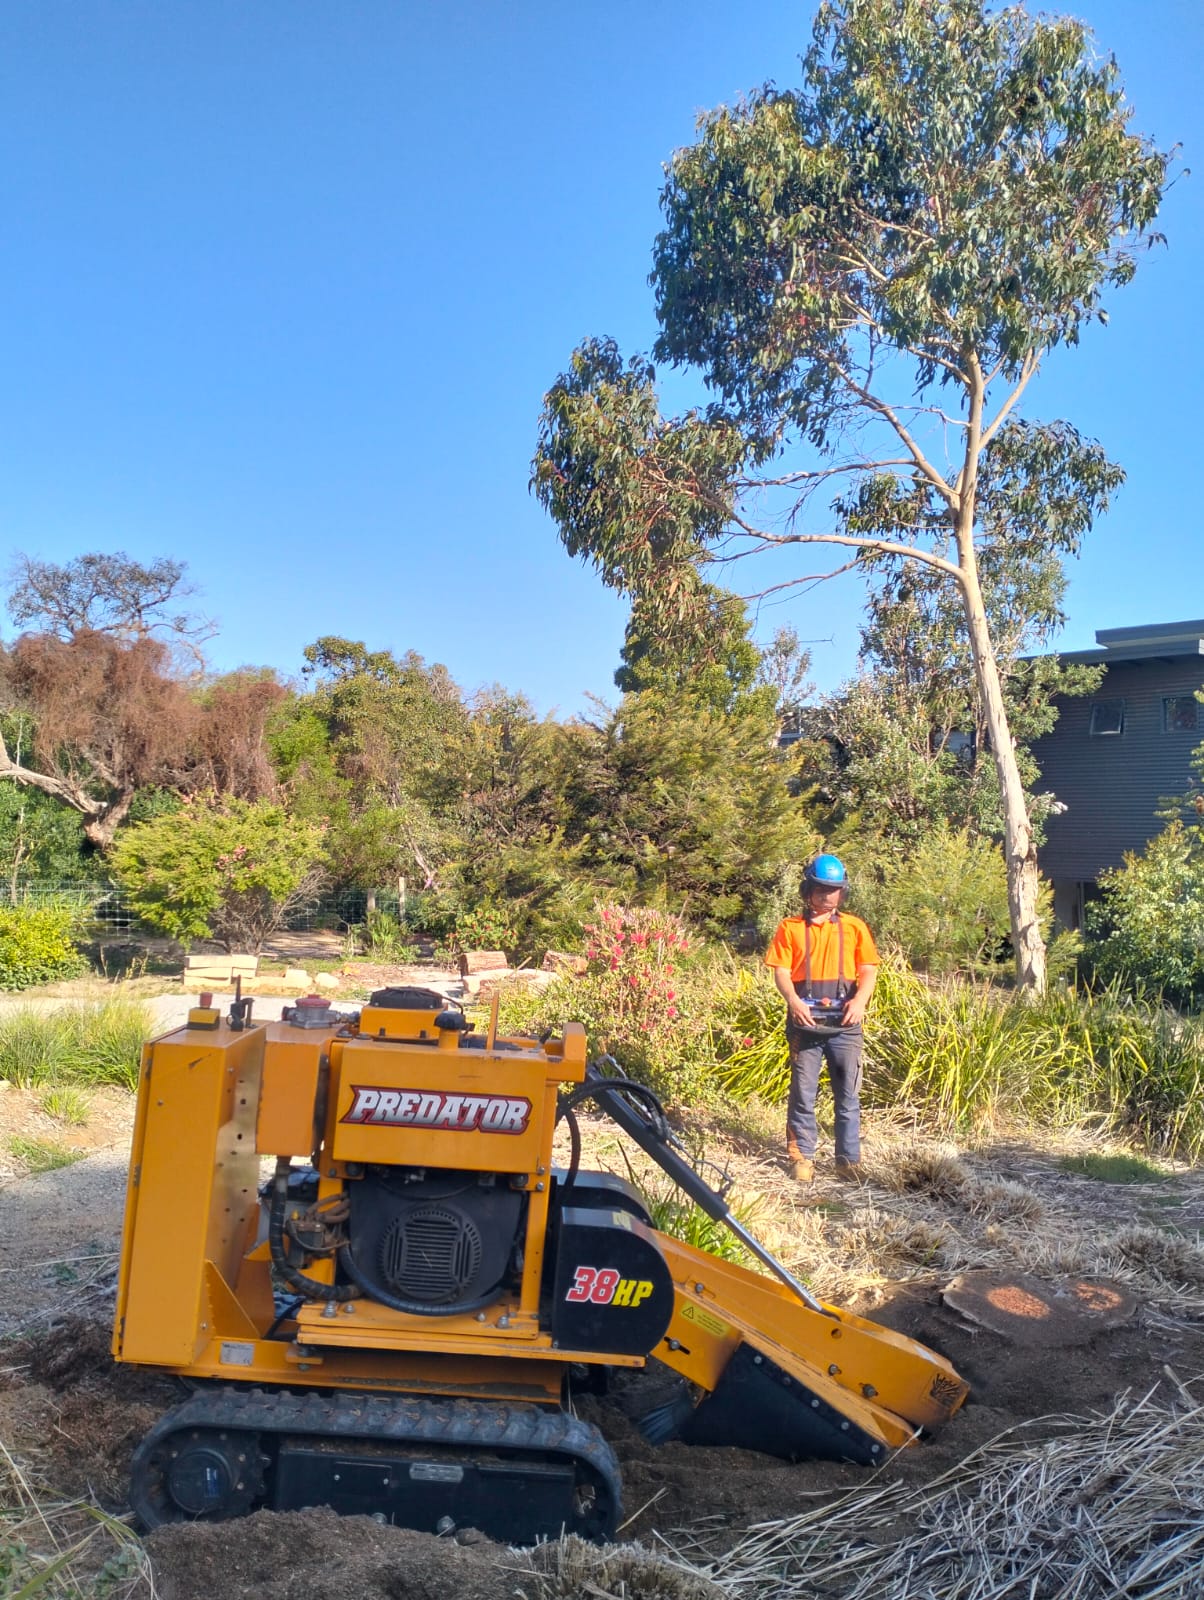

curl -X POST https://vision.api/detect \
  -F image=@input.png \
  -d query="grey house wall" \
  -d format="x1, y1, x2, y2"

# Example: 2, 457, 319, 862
1030, 656, 1204, 923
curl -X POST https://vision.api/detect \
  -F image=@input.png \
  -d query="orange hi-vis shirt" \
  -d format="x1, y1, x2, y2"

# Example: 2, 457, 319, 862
764, 912, 880, 1006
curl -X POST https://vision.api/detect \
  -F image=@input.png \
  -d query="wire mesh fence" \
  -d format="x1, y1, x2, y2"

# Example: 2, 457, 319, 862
0, 882, 406, 938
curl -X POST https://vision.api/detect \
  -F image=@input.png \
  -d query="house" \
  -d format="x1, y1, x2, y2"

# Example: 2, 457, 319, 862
1028, 620, 1204, 931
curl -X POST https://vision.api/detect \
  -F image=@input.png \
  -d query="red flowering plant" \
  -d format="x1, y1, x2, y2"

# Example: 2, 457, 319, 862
569, 902, 722, 1105
582, 902, 688, 1025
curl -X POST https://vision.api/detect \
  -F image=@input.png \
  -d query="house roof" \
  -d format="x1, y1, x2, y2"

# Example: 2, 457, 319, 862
1055, 620, 1204, 665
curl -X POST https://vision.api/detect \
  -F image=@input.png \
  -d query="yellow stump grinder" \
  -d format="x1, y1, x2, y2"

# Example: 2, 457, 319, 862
113, 986, 968, 1542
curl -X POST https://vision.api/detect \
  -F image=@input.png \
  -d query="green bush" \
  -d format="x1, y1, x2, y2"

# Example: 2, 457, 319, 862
72, 996, 155, 1091
451, 901, 519, 959
111, 794, 327, 952
39, 1084, 90, 1125
1085, 821, 1204, 1003
0, 902, 86, 990
496, 903, 723, 1106
847, 825, 1012, 975
344, 909, 418, 964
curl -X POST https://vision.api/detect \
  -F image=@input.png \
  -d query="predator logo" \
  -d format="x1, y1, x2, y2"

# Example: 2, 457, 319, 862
341, 1086, 532, 1134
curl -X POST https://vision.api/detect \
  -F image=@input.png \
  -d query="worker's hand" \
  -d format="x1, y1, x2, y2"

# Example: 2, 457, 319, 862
841, 994, 868, 1027
789, 999, 816, 1029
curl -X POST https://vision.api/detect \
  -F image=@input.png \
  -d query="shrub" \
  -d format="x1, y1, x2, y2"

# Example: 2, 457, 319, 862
452, 901, 519, 959
496, 903, 721, 1106
0, 901, 86, 989
39, 1084, 90, 1125
71, 996, 155, 1091
344, 909, 418, 964
1085, 821, 1204, 1003
111, 794, 328, 952
849, 825, 1012, 975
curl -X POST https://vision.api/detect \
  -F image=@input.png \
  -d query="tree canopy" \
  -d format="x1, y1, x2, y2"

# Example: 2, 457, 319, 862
7, 551, 214, 658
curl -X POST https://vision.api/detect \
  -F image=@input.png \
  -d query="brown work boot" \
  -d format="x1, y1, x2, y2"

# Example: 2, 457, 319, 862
789, 1157, 815, 1183
834, 1158, 863, 1182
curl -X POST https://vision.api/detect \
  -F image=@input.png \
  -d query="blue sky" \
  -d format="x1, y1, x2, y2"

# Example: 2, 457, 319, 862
0, 1, 1198, 715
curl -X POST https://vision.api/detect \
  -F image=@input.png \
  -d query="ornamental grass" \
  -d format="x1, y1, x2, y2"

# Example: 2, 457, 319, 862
713, 959, 1204, 1162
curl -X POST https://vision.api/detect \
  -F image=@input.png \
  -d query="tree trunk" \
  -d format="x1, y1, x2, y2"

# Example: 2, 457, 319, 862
0, 734, 134, 849
958, 561, 1047, 993
81, 790, 136, 849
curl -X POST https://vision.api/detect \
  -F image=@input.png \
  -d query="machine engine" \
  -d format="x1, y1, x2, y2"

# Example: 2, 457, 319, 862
344, 1167, 523, 1312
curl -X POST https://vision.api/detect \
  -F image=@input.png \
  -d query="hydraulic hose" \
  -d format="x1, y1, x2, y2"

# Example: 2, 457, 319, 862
570, 1059, 832, 1316
559, 1103, 583, 1193
268, 1157, 361, 1303
335, 1242, 503, 1318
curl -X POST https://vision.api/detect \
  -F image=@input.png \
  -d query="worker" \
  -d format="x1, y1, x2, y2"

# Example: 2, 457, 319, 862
765, 853, 879, 1184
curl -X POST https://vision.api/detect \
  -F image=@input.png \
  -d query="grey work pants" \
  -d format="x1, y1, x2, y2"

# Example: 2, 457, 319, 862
785, 1024, 863, 1163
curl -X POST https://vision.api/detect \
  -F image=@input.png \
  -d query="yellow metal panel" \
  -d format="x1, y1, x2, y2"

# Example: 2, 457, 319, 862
112, 1037, 157, 1360
359, 1004, 444, 1040
293, 1297, 648, 1368
202, 1262, 260, 1341
232, 1246, 277, 1332
256, 1032, 326, 1154
117, 1024, 264, 1366
542, 1022, 588, 1071
330, 1039, 559, 1170
181, 1338, 566, 1402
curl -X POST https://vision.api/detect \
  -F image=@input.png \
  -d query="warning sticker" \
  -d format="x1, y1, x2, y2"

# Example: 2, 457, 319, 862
679, 1302, 730, 1338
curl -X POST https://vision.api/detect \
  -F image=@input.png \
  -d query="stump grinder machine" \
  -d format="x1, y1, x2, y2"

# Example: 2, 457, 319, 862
113, 986, 968, 1542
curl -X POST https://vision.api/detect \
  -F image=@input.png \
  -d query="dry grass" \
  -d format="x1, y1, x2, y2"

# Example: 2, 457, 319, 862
874, 1143, 969, 1198
686, 1385, 1204, 1600
0, 1436, 154, 1600
961, 1177, 1046, 1223
518, 1534, 726, 1599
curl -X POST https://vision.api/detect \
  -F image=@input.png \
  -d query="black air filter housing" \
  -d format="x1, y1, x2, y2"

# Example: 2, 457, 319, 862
368, 986, 456, 1011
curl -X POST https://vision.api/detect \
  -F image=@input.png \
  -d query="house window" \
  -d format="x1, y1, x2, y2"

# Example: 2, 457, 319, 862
1163, 695, 1200, 733
1089, 700, 1125, 737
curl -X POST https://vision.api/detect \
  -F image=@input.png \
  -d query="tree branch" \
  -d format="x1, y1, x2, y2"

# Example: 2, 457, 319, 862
978, 351, 1041, 451
736, 457, 917, 490
830, 363, 958, 508
726, 512, 964, 580
902, 343, 971, 384
0, 735, 104, 820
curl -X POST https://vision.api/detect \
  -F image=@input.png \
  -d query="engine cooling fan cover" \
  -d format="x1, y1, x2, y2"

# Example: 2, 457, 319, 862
378, 1202, 485, 1300
346, 1167, 522, 1308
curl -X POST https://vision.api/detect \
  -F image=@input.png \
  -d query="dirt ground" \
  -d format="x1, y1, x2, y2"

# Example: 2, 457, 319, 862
2, 1070, 1203, 1599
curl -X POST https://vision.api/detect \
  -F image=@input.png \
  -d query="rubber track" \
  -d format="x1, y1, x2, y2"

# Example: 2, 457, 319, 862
130, 1385, 623, 1534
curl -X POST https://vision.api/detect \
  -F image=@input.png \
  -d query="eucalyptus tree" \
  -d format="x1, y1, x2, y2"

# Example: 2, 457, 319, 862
534, 0, 1168, 990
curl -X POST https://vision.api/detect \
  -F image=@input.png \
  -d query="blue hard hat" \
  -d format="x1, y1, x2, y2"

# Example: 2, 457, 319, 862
804, 853, 848, 889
